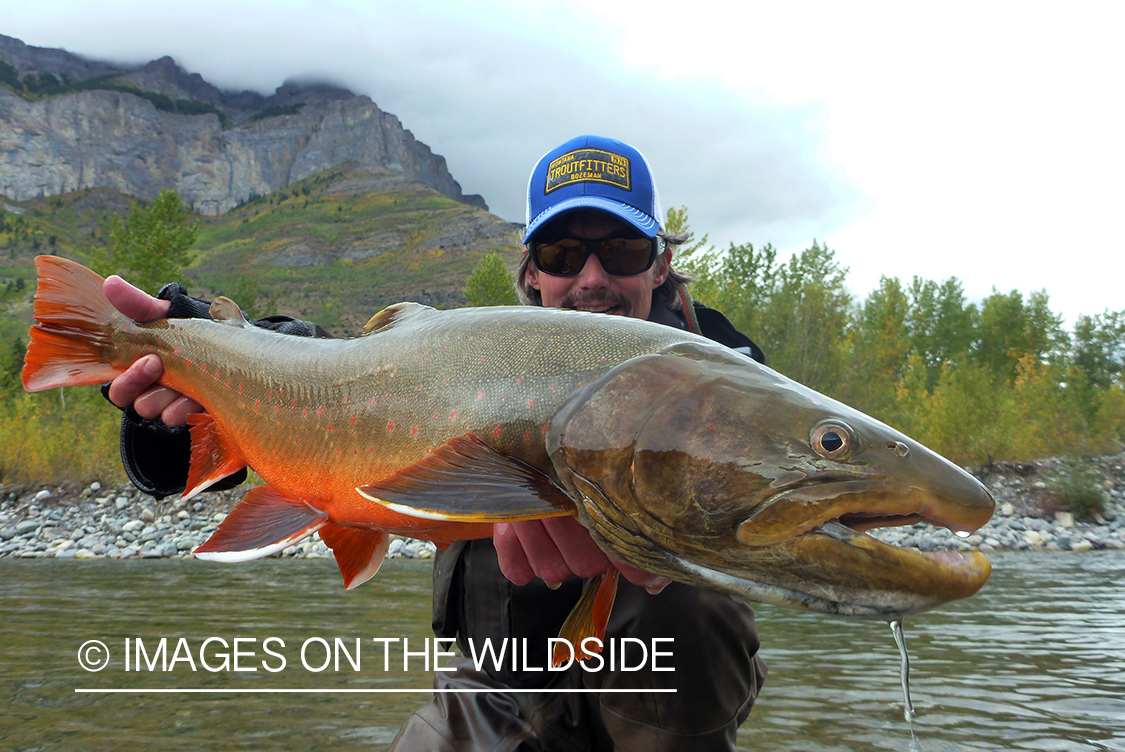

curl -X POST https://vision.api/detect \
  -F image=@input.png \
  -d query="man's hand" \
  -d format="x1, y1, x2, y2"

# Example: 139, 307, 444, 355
103, 275, 202, 426
494, 517, 671, 594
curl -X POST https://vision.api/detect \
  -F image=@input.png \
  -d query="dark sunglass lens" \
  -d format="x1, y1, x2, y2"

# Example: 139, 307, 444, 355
536, 239, 586, 275
598, 238, 654, 275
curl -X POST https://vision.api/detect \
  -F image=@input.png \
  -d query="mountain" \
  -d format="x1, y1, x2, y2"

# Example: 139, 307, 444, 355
0, 163, 522, 338
0, 34, 488, 215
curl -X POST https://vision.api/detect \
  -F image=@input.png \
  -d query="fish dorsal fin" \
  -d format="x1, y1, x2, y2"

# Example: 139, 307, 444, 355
183, 413, 248, 500
193, 484, 328, 562
318, 524, 391, 590
362, 302, 430, 335
209, 296, 248, 327
357, 434, 576, 522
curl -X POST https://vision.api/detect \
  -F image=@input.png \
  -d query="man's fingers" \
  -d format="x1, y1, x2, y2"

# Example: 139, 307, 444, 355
540, 516, 611, 579
104, 276, 171, 322
106, 356, 164, 410
161, 396, 204, 428
132, 385, 181, 421
611, 556, 672, 594
510, 520, 572, 587
494, 523, 536, 586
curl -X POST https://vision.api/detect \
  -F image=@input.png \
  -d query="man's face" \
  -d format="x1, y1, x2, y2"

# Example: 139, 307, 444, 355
525, 211, 671, 321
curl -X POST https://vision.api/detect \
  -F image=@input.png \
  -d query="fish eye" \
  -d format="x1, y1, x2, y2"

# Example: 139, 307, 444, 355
810, 421, 855, 460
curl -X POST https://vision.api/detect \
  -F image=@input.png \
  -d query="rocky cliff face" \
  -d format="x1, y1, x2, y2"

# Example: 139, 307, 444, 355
0, 34, 487, 215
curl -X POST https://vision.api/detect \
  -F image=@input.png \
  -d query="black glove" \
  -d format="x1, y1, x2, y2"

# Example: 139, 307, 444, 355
106, 283, 323, 499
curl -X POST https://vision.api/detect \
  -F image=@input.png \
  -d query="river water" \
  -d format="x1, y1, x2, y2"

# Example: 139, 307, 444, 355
2, 551, 1122, 751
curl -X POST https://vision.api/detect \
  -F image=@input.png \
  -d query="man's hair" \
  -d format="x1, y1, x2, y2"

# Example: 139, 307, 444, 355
516, 230, 693, 310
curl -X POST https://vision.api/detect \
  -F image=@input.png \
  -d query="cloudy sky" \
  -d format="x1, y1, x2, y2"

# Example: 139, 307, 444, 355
4, 1, 1122, 326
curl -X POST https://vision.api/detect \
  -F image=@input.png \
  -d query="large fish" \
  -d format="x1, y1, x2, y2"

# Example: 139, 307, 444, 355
23, 256, 993, 639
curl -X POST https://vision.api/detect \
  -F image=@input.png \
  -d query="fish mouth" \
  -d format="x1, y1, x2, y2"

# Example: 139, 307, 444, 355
738, 478, 994, 546
712, 478, 996, 618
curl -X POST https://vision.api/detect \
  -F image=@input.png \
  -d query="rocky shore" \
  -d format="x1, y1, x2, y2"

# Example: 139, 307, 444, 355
2, 454, 1123, 562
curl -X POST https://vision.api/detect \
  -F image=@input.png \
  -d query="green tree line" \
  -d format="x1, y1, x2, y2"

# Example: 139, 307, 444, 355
668, 209, 1124, 467
0, 195, 1120, 484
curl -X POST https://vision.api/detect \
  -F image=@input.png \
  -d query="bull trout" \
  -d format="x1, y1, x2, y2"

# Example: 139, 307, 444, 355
23, 256, 993, 648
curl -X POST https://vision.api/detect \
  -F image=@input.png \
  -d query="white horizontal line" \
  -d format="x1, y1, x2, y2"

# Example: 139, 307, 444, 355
75, 688, 676, 694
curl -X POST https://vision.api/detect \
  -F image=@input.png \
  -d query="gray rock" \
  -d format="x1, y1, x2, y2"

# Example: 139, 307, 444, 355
0, 51, 486, 215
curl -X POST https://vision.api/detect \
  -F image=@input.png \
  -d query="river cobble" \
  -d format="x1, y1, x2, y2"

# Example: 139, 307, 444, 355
1, 453, 1122, 561
0, 483, 437, 561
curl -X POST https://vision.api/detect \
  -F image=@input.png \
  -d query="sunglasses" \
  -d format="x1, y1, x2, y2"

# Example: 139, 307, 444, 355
529, 236, 663, 277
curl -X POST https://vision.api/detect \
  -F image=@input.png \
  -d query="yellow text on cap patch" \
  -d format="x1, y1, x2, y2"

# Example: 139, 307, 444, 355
545, 149, 630, 193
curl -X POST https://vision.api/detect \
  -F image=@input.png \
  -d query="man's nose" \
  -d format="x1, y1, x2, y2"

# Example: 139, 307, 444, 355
574, 251, 611, 287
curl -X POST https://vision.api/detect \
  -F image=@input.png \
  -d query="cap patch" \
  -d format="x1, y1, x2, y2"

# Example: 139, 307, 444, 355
545, 148, 630, 194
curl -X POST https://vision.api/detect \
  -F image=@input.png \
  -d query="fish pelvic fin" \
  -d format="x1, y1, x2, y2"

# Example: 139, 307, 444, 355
183, 412, 248, 500
553, 569, 620, 667
193, 485, 328, 562
356, 434, 575, 522
22, 256, 126, 392
318, 524, 391, 590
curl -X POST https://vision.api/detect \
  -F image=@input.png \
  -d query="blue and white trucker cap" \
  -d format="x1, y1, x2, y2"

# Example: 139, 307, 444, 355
524, 135, 664, 245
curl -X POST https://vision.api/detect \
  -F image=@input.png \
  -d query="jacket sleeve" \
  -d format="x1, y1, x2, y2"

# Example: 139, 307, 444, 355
692, 302, 766, 365
107, 283, 326, 499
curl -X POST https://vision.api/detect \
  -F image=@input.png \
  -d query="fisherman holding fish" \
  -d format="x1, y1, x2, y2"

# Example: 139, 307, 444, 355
102, 135, 770, 750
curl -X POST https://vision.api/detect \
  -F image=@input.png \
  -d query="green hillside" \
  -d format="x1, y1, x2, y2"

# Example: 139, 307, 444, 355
0, 161, 523, 336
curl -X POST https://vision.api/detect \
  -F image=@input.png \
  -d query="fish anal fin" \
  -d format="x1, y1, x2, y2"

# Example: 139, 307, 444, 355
357, 434, 575, 523
553, 569, 620, 667
318, 524, 391, 590
183, 412, 247, 500
193, 485, 328, 562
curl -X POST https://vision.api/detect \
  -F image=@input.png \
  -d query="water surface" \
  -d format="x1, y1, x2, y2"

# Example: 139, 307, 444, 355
2, 552, 1122, 751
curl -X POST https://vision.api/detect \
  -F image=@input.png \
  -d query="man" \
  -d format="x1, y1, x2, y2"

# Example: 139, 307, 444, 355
105, 135, 767, 751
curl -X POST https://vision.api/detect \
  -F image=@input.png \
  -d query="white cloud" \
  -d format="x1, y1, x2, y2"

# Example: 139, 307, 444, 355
3, 0, 1121, 324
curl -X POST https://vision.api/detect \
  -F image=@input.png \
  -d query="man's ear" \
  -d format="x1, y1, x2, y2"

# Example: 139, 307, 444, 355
525, 260, 542, 291
651, 248, 672, 288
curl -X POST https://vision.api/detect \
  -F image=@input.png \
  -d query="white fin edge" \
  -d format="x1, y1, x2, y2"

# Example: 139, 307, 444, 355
355, 488, 466, 521
345, 533, 393, 591
192, 521, 328, 563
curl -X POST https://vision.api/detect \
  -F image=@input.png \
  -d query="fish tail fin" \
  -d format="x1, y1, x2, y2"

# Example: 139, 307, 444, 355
193, 485, 328, 562
552, 568, 620, 667
22, 256, 126, 392
318, 524, 392, 590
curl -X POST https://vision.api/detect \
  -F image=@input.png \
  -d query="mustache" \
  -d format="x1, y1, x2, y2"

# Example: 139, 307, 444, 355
558, 291, 624, 310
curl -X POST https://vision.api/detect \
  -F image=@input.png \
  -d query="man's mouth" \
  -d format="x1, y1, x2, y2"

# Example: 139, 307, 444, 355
573, 304, 621, 315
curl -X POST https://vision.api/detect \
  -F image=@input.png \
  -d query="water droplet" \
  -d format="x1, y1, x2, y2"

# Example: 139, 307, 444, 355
955, 530, 971, 539
890, 620, 917, 723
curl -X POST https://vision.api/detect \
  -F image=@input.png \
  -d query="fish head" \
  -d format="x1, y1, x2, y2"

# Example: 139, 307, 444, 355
547, 342, 995, 619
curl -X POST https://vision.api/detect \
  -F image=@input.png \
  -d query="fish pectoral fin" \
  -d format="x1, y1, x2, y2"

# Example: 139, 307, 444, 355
318, 524, 391, 591
357, 434, 576, 522
553, 569, 620, 667
193, 484, 328, 562
183, 412, 248, 501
